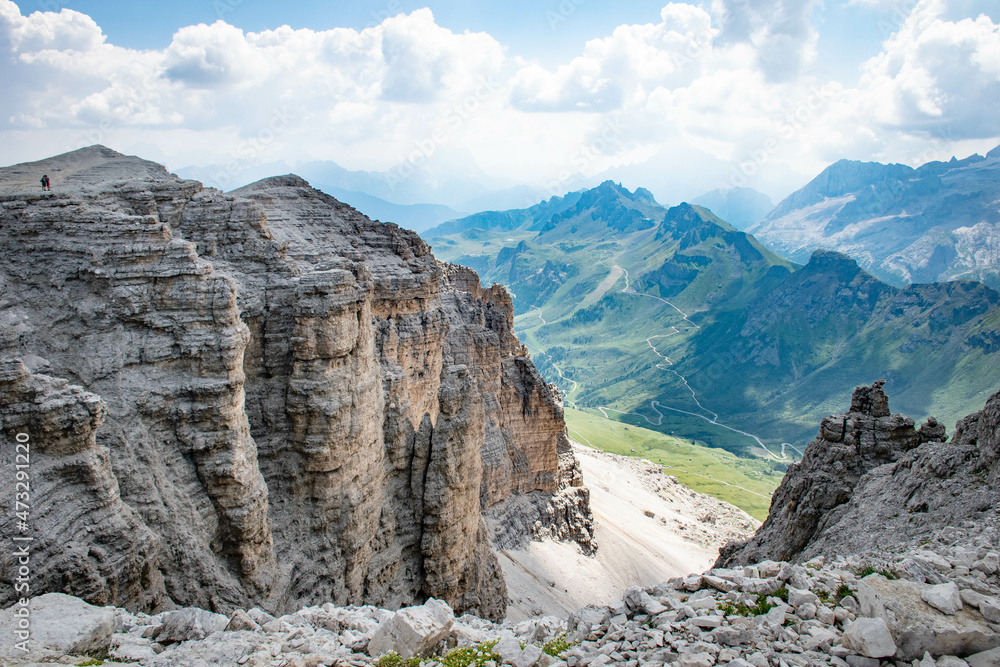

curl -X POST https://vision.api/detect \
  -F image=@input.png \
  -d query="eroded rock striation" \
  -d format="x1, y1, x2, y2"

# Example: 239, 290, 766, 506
718, 380, 1000, 567
0, 146, 593, 621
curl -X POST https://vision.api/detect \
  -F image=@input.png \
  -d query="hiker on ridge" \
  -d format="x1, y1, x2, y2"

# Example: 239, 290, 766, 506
41, 174, 50, 191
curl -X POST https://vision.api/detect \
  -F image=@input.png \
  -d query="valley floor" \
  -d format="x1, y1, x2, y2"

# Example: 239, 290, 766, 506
500, 443, 759, 621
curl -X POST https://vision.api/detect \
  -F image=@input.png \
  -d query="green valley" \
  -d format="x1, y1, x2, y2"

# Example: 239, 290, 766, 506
564, 407, 784, 520
425, 180, 1000, 472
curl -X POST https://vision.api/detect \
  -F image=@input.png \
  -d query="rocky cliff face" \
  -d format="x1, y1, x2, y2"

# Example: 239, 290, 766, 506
718, 380, 1000, 566
0, 146, 593, 621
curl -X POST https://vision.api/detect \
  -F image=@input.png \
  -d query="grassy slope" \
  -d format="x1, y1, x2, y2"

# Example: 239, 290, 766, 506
564, 408, 783, 521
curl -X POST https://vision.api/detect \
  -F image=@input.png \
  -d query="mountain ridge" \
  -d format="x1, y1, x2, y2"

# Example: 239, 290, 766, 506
427, 180, 1000, 482
748, 147, 1000, 288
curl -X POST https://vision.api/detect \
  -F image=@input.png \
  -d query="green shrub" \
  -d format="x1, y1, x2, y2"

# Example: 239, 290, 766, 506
375, 653, 422, 667
720, 591, 779, 617
376, 639, 502, 667
542, 634, 574, 657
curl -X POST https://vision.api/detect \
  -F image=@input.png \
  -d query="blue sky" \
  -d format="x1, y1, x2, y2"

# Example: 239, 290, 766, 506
2, 0, 999, 206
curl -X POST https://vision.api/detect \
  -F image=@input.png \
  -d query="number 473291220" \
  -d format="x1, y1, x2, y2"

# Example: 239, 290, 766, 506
14, 433, 30, 528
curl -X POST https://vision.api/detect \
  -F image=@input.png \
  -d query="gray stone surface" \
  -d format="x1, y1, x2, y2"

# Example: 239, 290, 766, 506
0, 593, 114, 662
155, 608, 231, 643
842, 617, 896, 658
366, 598, 455, 659
0, 146, 594, 622
719, 381, 1000, 567
857, 574, 1000, 661
923, 582, 964, 615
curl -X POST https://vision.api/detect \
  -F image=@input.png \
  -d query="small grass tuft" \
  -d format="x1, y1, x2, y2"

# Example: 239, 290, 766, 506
856, 565, 897, 580
720, 591, 779, 617
542, 634, 574, 658
376, 640, 502, 667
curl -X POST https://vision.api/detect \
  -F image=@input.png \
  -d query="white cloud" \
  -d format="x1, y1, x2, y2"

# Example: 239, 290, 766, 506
857, 0, 1000, 138
711, 0, 819, 82
509, 3, 716, 112
0, 0, 998, 204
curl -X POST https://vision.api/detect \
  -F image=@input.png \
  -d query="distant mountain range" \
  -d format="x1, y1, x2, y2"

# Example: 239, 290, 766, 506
425, 180, 1000, 458
748, 146, 1000, 289
175, 157, 548, 230
692, 187, 773, 230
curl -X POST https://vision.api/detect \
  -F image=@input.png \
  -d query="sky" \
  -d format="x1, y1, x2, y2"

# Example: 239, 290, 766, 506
1, 0, 999, 207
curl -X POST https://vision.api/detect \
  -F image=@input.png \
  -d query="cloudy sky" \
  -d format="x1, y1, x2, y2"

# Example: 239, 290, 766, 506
1, 0, 999, 206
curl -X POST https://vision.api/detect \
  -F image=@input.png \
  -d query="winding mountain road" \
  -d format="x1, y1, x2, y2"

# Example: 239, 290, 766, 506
600, 267, 786, 460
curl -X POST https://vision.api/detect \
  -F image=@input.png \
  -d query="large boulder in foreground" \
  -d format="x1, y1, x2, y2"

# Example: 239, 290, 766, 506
0, 593, 114, 662
366, 598, 455, 659
856, 574, 1000, 661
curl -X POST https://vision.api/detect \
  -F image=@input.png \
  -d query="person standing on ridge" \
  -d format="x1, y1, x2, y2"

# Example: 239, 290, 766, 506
41, 174, 50, 191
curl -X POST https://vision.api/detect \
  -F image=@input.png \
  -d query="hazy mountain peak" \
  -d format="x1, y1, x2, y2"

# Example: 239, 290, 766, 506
692, 186, 774, 230
749, 148, 1000, 289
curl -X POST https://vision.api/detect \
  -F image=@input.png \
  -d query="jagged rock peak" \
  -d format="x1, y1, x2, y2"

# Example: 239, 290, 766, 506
718, 381, 1000, 567
849, 379, 890, 417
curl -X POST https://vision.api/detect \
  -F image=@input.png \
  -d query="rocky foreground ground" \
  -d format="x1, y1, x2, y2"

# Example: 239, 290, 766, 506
2, 514, 998, 667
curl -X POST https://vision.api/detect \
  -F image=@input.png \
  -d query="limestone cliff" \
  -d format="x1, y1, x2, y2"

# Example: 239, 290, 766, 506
0, 146, 594, 621
718, 380, 1000, 566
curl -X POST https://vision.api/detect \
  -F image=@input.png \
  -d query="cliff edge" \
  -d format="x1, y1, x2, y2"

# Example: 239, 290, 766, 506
0, 146, 594, 621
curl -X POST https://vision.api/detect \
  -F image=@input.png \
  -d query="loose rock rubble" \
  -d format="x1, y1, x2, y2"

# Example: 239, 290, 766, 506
3, 521, 997, 667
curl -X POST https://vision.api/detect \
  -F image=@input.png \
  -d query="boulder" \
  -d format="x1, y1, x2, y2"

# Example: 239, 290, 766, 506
858, 575, 1000, 660
980, 598, 1000, 624
922, 582, 963, 615
937, 657, 971, 667
842, 616, 897, 658
966, 646, 1000, 667
567, 605, 611, 636
110, 633, 164, 662
154, 607, 230, 643
495, 631, 523, 663
366, 598, 455, 659
624, 586, 667, 615
0, 593, 114, 662
226, 609, 262, 632
846, 656, 881, 667
788, 587, 820, 607
678, 652, 715, 667
514, 642, 543, 667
